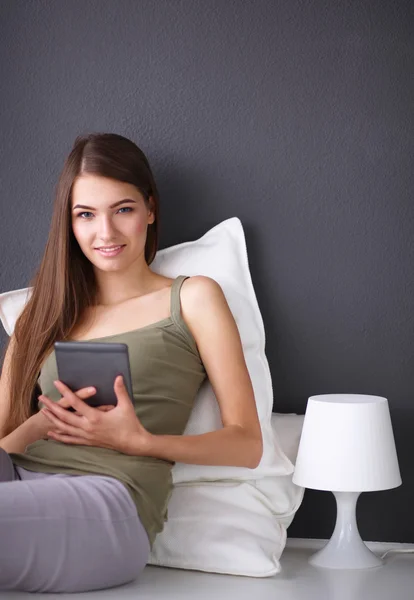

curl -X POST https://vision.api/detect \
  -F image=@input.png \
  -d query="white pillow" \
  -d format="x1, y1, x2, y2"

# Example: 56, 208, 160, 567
0, 287, 31, 337
271, 413, 305, 465
0, 217, 294, 484
148, 413, 305, 577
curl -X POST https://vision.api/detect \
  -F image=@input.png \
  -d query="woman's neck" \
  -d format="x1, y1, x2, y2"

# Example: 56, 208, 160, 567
94, 263, 157, 306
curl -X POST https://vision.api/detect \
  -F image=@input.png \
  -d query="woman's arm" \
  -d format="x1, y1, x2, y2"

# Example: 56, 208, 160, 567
0, 387, 100, 454
0, 418, 45, 454
135, 425, 262, 468
133, 275, 264, 468
0, 335, 42, 452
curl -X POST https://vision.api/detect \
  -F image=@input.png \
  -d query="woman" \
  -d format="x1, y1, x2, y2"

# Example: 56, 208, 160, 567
0, 133, 263, 593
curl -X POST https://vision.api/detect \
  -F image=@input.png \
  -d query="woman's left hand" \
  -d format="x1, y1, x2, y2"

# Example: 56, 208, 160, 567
40, 376, 152, 456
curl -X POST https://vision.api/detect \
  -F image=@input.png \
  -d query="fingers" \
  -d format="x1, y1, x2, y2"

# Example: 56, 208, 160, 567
75, 386, 97, 399
56, 397, 72, 408
114, 375, 124, 389
55, 386, 95, 405
54, 386, 96, 414
40, 394, 80, 421
43, 384, 114, 416
42, 405, 88, 438
52, 380, 96, 419
114, 375, 131, 403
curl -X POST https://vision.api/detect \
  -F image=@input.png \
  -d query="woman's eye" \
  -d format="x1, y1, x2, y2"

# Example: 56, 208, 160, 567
76, 207, 132, 219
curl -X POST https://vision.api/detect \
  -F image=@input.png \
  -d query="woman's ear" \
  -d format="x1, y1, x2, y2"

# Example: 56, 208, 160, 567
147, 196, 155, 224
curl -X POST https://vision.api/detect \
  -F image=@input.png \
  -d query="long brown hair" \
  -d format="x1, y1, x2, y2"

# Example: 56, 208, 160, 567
2, 133, 160, 436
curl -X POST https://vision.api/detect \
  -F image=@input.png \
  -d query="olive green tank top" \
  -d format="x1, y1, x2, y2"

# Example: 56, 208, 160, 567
9, 275, 207, 548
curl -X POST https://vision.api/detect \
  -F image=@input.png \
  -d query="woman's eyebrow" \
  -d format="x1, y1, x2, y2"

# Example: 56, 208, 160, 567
72, 198, 137, 210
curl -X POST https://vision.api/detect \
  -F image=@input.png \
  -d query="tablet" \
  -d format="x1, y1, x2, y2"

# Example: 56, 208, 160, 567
54, 341, 134, 408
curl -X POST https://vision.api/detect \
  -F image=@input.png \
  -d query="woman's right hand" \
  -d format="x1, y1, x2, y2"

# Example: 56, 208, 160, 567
29, 387, 114, 440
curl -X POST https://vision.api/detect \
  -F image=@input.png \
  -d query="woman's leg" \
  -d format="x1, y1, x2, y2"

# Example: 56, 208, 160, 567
0, 450, 150, 593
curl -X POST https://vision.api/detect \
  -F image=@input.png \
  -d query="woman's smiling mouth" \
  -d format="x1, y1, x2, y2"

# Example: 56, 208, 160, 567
94, 245, 126, 257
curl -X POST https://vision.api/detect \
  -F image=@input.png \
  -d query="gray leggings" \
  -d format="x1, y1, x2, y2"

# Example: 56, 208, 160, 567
0, 448, 150, 593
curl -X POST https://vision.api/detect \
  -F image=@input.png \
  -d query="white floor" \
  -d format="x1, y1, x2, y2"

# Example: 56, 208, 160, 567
3, 539, 414, 599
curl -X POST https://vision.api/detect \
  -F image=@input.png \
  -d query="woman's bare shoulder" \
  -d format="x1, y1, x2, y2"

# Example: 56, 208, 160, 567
180, 276, 226, 324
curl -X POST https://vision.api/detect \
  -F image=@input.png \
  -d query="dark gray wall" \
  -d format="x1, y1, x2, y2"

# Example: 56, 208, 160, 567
1, 0, 413, 543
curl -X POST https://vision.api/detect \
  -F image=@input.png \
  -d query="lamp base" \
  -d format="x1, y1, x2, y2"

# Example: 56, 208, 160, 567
309, 491, 383, 570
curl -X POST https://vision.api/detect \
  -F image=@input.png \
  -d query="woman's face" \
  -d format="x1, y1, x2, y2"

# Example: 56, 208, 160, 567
71, 174, 154, 272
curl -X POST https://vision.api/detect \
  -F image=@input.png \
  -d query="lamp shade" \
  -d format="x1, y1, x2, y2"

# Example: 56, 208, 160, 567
292, 395, 402, 492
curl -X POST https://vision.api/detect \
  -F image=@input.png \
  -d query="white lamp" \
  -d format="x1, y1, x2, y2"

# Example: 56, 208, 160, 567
292, 394, 402, 570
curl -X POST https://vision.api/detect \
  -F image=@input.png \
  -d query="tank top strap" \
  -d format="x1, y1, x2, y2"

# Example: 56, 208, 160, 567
170, 275, 190, 323
169, 275, 200, 357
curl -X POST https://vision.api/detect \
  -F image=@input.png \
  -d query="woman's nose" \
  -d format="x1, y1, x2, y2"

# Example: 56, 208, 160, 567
98, 216, 117, 238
